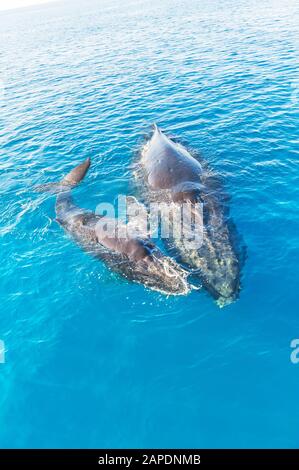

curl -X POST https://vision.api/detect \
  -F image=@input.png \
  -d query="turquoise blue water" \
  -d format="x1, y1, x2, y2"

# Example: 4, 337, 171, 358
0, 0, 299, 449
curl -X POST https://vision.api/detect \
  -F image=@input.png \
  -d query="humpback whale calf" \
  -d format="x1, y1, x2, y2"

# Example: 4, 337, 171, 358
138, 125, 243, 306
36, 158, 190, 296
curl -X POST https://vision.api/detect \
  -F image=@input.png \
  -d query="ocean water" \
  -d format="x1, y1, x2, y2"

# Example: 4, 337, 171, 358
0, 0, 299, 449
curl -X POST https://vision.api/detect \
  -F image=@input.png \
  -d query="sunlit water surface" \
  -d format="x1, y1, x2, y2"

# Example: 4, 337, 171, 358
0, 0, 298, 448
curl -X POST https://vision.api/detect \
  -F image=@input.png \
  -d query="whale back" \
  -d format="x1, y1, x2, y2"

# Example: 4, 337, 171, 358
139, 127, 244, 306
141, 127, 202, 190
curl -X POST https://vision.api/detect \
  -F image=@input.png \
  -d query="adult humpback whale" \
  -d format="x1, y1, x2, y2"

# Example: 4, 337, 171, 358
138, 125, 243, 306
37, 158, 190, 296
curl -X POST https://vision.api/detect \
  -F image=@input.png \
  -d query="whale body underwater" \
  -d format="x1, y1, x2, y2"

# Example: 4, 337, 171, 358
137, 125, 244, 306
36, 158, 190, 296
36, 126, 244, 305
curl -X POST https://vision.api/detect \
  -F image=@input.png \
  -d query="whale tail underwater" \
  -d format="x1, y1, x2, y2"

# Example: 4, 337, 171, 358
35, 158, 191, 296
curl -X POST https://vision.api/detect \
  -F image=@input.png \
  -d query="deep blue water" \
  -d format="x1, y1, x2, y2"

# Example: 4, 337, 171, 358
0, 0, 299, 449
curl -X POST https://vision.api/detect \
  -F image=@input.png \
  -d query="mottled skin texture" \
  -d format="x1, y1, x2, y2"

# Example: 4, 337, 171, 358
140, 126, 241, 305
52, 159, 190, 295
